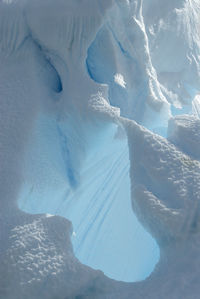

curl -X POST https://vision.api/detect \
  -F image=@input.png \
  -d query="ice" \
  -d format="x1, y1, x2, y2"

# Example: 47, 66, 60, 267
0, 0, 200, 298
19, 114, 159, 282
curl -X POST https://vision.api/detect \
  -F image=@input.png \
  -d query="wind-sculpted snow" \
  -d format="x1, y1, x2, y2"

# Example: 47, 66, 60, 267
0, 0, 200, 298
168, 114, 200, 160
0, 213, 109, 299
123, 119, 200, 298
125, 119, 200, 241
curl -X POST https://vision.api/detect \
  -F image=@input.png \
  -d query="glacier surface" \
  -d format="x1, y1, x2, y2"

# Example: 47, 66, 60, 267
0, 0, 200, 298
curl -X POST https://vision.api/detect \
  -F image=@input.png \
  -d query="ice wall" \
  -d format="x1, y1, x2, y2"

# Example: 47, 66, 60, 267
0, 0, 200, 298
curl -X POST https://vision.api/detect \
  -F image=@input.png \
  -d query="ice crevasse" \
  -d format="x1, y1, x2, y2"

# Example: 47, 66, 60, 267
0, 0, 200, 298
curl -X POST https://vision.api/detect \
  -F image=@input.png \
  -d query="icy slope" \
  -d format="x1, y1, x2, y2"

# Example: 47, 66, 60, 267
0, 0, 200, 298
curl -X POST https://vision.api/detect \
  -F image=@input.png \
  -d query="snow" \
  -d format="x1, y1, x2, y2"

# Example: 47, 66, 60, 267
123, 117, 200, 298
114, 73, 126, 88
0, 0, 200, 298
168, 114, 200, 160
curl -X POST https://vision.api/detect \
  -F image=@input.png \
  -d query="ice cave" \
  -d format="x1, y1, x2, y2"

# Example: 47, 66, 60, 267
0, 0, 200, 298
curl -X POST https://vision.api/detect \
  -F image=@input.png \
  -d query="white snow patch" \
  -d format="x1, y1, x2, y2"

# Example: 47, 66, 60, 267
114, 73, 126, 88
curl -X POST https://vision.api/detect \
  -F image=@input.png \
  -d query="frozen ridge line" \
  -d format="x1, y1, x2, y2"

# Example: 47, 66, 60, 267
0, 0, 200, 298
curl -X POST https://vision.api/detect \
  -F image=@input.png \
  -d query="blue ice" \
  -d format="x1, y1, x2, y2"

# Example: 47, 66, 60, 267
18, 115, 159, 282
